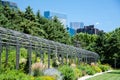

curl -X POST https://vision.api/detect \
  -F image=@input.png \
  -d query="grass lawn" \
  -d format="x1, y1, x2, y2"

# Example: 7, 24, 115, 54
87, 70, 120, 80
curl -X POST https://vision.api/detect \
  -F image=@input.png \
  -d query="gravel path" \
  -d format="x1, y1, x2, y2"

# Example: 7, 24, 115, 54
78, 70, 113, 80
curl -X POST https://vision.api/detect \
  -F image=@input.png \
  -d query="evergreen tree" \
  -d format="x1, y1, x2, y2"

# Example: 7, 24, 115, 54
42, 17, 71, 44
36, 10, 48, 25
24, 6, 35, 21
0, 5, 71, 44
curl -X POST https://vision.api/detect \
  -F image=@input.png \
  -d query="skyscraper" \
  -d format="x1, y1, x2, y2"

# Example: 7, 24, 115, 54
70, 22, 84, 30
44, 11, 67, 28
1, 0, 18, 9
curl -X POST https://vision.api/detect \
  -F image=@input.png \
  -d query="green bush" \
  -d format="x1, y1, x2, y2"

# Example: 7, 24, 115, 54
73, 68, 82, 79
85, 65, 95, 75
35, 76, 55, 80
78, 64, 87, 76
98, 64, 111, 72
32, 69, 44, 77
1, 48, 16, 69
78, 64, 95, 75
1, 48, 28, 71
92, 65, 102, 73
58, 65, 75, 80
0, 70, 32, 80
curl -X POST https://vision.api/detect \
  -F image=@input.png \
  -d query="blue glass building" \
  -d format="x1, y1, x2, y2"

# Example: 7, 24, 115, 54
67, 27, 76, 36
70, 22, 84, 30
44, 11, 67, 28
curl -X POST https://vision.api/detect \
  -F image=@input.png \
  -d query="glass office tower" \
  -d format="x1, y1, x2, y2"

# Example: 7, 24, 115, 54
44, 11, 67, 28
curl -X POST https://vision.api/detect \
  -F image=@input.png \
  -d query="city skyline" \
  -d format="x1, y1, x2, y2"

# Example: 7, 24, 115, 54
7, 0, 120, 32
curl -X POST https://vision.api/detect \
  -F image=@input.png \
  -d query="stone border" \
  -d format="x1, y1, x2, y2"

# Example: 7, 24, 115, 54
78, 70, 113, 80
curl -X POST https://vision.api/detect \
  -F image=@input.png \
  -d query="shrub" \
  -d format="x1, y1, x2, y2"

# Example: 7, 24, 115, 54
58, 65, 75, 80
98, 65, 106, 72
31, 62, 46, 76
92, 65, 102, 73
98, 64, 111, 72
78, 64, 87, 76
20, 48, 28, 58
1, 48, 16, 69
1, 48, 28, 71
43, 68, 62, 80
73, 68, 82, 79
35, 76, 55, 80
0, 70, 32, 80
85, 65, 95, 75
78, 64, 95, 75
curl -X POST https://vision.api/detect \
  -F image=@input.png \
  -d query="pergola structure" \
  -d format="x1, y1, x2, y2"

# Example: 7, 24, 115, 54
0, 27, 99, 74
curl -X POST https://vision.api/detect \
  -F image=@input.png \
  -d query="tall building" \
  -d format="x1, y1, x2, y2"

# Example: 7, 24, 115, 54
67, 27, 76, 36
44, 11, 67, 28
1, 0, 18, 9
77, 25, 103, 34
70, 22, 84, 30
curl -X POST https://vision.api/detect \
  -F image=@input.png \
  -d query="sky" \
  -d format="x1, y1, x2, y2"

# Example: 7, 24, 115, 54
7, 0, 120, 32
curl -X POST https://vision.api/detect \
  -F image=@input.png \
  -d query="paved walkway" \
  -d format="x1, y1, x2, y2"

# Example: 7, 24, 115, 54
78, 70, 113, 80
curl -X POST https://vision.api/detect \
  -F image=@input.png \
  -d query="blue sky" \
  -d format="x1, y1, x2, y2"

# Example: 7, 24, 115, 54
8, 0, 120, 32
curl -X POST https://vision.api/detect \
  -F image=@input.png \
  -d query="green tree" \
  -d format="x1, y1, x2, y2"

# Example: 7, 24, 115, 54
0, 5, 71, 44
93, 32, 106, 60
42, 17, 71, 44
24, 6, 35, 21
72, 33, 97, 48
105, 28, 120, 59
36, 10, 49, 25
88, 29, 120, 66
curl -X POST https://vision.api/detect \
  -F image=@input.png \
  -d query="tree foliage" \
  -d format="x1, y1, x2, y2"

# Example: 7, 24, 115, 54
72, 33, 97, 48
0, 5, 71, 44
73, 29, 120, 67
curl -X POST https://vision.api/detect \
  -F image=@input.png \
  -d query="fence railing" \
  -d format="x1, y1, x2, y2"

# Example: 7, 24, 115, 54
0, 27, 99, 74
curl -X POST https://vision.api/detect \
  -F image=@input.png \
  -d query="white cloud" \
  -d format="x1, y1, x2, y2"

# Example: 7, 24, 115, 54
95, 22, 100, 25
